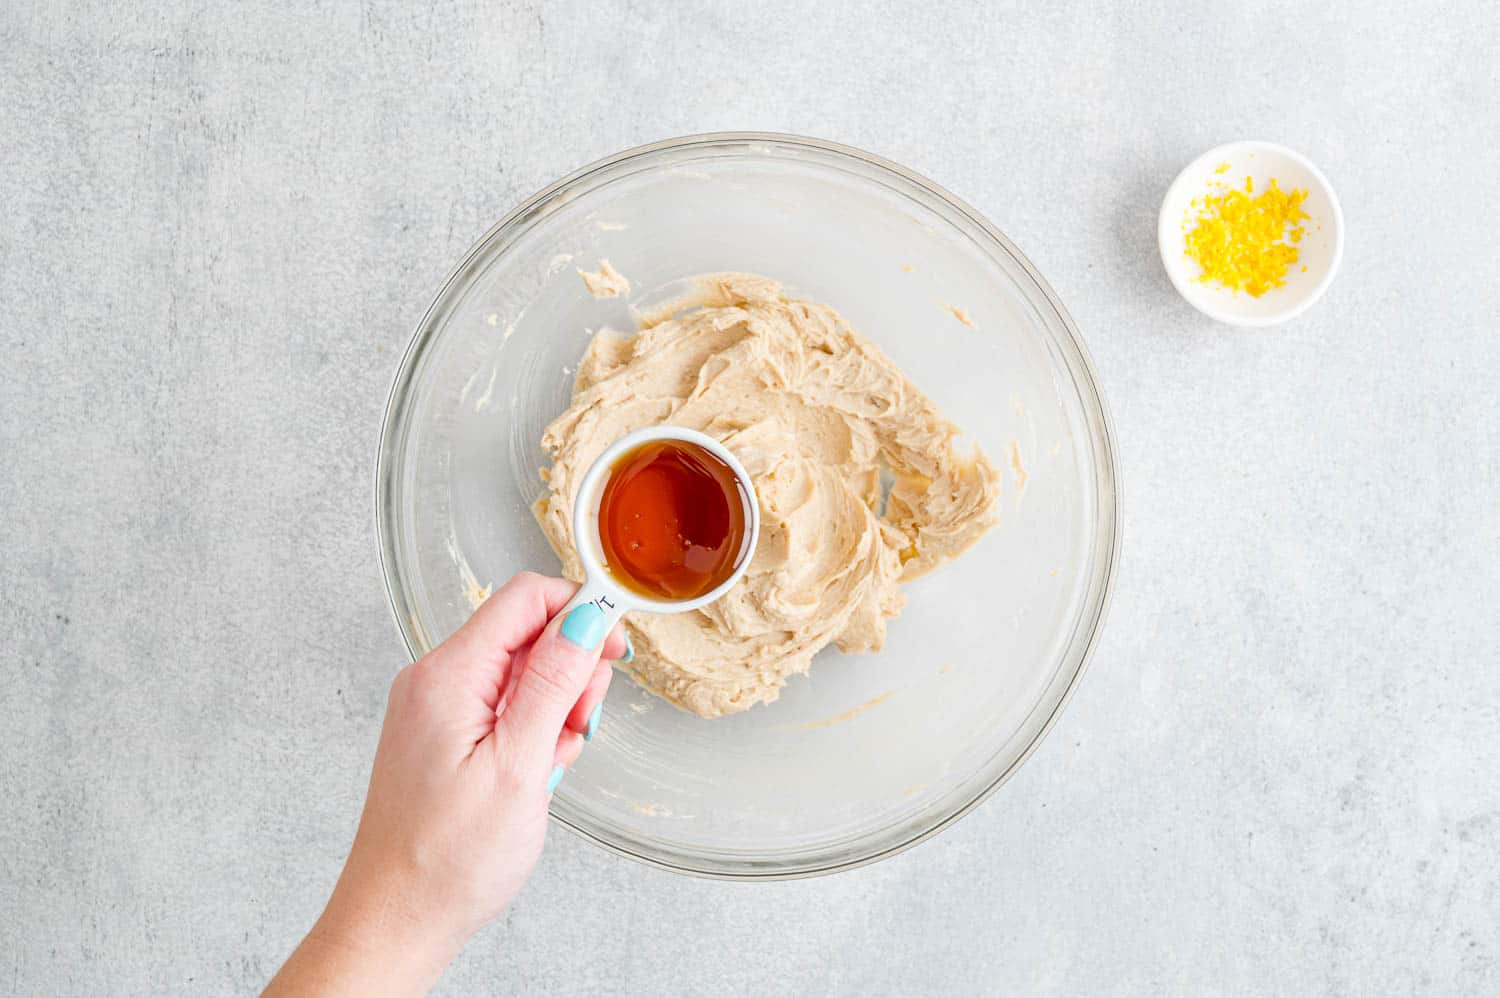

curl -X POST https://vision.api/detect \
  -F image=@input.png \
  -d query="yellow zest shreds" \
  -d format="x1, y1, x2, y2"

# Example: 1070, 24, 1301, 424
1183, 176, 1310, 297
1215, 161, 1231, 174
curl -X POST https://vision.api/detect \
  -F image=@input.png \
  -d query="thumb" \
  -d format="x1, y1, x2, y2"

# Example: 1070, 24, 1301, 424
499, 602, 612, 769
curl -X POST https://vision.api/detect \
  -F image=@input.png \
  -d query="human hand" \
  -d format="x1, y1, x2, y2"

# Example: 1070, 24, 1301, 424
266, 572, 627, 997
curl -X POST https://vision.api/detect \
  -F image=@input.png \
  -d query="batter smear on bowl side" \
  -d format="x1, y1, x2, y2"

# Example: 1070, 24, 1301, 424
534, 272, 1001, 718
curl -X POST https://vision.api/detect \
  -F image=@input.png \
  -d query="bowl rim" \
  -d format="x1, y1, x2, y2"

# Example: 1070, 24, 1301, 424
375, 130, 1122, 880
1157, 139, 1345, 328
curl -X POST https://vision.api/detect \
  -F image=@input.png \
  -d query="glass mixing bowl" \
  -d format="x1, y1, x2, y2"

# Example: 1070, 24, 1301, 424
376, 133, 1119, 879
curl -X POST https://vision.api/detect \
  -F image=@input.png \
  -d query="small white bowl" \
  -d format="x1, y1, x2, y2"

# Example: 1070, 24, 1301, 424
1158, 141, 1343, 327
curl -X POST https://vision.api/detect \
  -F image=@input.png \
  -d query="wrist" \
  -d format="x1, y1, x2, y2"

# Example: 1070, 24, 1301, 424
312, 872, 469, 994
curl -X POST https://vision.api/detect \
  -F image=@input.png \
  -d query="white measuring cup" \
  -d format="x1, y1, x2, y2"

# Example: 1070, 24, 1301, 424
558, 426, 761, 629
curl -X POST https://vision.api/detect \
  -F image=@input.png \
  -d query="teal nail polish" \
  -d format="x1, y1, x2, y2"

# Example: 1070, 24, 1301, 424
547, 765, 565, 795
560, 603, 608, 649
620, 633, 635, 664
585, 702, 602, 742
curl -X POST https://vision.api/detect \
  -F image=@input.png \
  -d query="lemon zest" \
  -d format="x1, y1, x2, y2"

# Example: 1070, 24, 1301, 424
1183, 176, 1310, 297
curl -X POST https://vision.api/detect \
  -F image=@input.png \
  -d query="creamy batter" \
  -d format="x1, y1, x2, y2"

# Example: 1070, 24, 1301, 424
535, 272, 1000, 718
577, 259, 631, 298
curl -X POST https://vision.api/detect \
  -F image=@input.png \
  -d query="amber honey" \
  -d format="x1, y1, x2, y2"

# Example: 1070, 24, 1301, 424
597, 438, 748, 601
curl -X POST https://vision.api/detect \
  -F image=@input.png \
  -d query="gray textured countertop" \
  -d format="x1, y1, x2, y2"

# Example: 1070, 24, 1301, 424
3, 2, 1497, 995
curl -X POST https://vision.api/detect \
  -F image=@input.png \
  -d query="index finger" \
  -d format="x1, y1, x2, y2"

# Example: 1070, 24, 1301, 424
446, 571, 579, 663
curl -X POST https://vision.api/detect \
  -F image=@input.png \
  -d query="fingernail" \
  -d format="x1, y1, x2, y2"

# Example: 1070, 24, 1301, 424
619, 633, 635, 665
547, 765, 565, 795
560, 603, 608, 649
584, 702, 603, 742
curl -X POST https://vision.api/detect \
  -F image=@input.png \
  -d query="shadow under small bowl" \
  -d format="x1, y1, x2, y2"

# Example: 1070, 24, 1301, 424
376, 132, 1119, 879
1158, 140, 1344, 328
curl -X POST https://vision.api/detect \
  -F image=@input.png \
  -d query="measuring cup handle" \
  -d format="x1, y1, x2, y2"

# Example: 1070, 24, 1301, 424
560, 574, 628, 632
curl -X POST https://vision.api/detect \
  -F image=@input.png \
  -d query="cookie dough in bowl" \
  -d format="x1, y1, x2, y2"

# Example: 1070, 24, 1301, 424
376, 133, 1118, 879
535, 272, 1001, 718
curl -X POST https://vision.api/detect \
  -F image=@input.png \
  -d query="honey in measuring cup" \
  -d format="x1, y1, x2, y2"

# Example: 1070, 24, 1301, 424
597, 438, 750, 601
